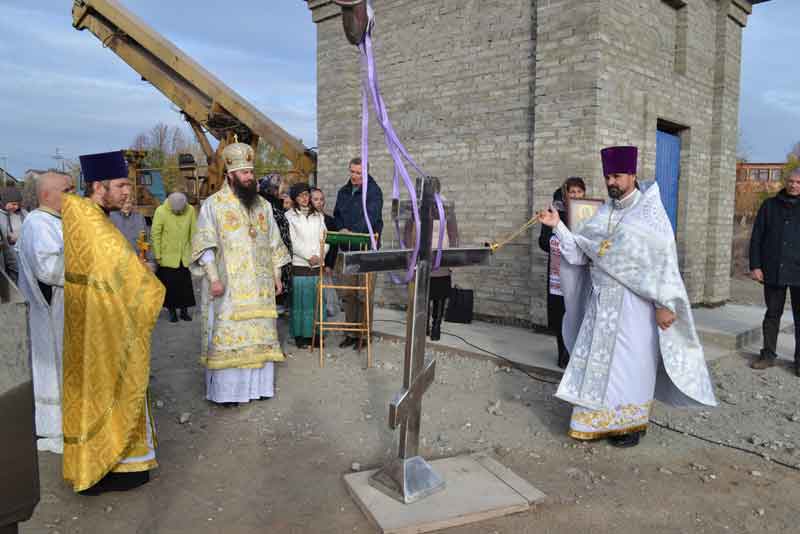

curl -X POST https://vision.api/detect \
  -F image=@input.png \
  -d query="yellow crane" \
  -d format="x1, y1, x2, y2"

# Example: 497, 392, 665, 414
71, 0, 317, 199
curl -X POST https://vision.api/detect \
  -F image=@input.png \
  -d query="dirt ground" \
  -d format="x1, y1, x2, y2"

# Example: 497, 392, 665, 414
21, 301, 800, 534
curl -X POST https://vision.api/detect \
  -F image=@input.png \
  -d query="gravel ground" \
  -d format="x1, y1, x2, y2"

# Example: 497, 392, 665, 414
22, 309, 800, 534
659, 355, 800, 470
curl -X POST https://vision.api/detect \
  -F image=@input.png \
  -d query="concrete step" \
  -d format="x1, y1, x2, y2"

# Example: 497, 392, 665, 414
692, 304, 791, 352
371, 304, 792, 374
371, 307, 564, 377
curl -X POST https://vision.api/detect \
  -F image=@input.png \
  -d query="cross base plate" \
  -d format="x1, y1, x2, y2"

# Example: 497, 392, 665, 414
368, 456, 445, 504
347, 454, 546, 534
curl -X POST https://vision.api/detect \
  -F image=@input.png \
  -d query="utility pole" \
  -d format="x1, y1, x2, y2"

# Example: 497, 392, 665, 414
0, 155, 8, 188
52, 148, 66, 172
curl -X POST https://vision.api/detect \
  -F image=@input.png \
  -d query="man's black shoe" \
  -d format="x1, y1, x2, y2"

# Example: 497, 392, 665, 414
751, 351, 777, 370
168, 309, 178, 323
79, 471, 150, 496
608, 431, 643, 448
180, 308, 192, 321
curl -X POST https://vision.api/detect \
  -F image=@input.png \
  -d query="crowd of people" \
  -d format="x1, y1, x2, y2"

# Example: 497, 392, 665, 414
5, 141, 796, 496
0, 145, 394, 495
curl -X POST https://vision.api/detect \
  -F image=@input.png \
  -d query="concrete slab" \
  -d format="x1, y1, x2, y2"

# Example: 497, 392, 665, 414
371, 303, 793, 371
344, 454, 545, 534
372, 307, 563, 376
692, 304, 791, 351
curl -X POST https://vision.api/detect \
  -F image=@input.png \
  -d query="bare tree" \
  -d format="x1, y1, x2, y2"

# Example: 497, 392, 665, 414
783, 142, 800, 180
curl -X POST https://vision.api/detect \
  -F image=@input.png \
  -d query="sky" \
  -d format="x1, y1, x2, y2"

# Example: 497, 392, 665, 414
0, 1, 796, 178
739, 1, 800, 162
0, 0, 317, 177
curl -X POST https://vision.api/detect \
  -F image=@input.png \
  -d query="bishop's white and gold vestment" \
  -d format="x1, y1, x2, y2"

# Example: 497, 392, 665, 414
191, 182, 290, 403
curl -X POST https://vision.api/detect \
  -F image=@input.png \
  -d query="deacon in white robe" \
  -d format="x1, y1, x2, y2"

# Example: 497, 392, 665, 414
539, 146, 716, 447
15, 172, 74, 453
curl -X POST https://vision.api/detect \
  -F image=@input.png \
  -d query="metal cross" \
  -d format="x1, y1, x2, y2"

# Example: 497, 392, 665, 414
337, 176, 492, 504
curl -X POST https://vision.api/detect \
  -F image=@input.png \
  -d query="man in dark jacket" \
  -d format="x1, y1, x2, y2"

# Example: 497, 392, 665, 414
749, 169, 800, 374
538, 177, 585, 368
333, 157, 383, 348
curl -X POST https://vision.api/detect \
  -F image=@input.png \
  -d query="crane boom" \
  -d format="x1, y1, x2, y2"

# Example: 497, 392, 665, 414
72, 0, 316, 194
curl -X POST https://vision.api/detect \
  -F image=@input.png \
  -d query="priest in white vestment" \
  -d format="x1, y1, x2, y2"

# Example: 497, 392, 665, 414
15, 172, 75, 453
191, 141, 290, 405
538, 146, 716, 447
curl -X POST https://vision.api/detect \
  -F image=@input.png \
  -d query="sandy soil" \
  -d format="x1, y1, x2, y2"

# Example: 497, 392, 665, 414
20, 306, 800, 534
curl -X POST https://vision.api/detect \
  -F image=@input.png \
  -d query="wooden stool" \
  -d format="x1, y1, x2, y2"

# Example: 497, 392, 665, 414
311, 231, 375, 368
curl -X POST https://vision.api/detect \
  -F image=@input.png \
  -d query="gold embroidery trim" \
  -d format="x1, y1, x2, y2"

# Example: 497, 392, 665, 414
65, 272, 115, 293
569, 424, 649, 441
39, 206, 62, 219
201, 347, 286, 369
35, 396, 62, 406
229, 307, 279, 321
570, 401, 652, 429
112, 459, 158, 474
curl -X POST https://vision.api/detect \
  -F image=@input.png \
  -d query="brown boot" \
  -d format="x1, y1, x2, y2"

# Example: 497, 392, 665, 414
751, 350, 777, 370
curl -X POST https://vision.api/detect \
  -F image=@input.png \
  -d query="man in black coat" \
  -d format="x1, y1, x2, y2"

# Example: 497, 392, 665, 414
749, 169, 800, 374
333, 157, 383, 349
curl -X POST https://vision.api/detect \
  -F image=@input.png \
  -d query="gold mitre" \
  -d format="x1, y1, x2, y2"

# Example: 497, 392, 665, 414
222, 138, 255, 173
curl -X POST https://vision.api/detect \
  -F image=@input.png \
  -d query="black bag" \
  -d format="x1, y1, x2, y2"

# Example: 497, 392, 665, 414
445, 286, 473, 324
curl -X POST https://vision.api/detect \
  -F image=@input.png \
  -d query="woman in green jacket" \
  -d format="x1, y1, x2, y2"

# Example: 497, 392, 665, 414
152, 192, 197, 322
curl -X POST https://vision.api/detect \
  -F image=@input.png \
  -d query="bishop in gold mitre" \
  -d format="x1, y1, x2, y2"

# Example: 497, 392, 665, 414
61, 150, 164, 494
190, 139, 290, 405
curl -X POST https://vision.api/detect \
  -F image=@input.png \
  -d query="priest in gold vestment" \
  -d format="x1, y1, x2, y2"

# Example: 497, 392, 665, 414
62, 151, 164, 494
191, 141, 290, 405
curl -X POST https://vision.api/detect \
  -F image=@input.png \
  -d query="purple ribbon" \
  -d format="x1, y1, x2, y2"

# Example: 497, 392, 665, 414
357, 4, 446, 281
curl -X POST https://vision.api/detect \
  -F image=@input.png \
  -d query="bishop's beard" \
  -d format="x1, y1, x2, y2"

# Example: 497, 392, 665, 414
231, 177, 258, 209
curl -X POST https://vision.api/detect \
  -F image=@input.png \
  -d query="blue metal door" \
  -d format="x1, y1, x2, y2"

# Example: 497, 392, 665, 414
655, 130, 681, 232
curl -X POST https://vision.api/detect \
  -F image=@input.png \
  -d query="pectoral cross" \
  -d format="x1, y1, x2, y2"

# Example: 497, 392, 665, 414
337, 176, 492, 504
598, 239, 611, 257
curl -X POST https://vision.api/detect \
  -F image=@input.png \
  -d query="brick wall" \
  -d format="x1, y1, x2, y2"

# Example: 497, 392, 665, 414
587, 0, 749, 303
308, 0, 752, 325
310, 0, 538, 323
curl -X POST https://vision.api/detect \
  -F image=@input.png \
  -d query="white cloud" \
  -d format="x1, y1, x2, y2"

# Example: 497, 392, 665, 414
0, 0, 317, 176
762, 90, 800, 118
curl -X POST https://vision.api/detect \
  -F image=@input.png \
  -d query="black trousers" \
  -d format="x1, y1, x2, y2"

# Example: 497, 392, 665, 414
548, 293, 569, 367
762, 284, 800, 357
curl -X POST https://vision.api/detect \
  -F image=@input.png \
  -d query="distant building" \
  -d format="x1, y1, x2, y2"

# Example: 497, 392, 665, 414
736, 162, 785, 183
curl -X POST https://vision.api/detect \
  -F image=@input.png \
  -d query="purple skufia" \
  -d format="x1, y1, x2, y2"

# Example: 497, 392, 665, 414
601, 146, 638, 176
79, 150, 129, 182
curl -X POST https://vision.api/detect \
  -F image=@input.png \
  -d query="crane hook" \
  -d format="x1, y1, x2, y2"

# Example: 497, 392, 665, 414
333, 0, 370, 45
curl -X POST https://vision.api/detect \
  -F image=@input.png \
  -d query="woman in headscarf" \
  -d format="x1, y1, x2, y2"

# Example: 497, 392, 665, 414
151, 192, 197, 322
285, 183, 329, 348
259, 174, 292, 310
537, 176, 586, 368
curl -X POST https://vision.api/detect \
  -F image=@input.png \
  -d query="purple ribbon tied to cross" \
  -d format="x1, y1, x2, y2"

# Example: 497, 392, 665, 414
354, 1, 447, 282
